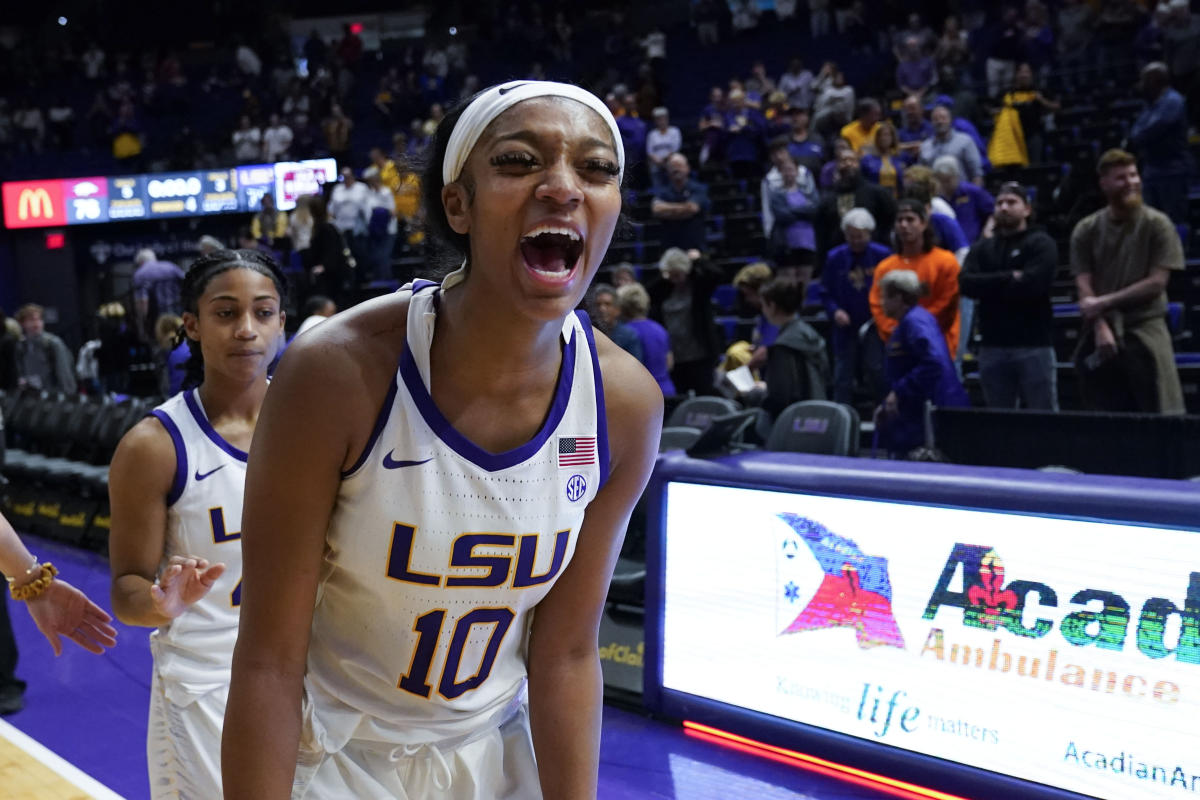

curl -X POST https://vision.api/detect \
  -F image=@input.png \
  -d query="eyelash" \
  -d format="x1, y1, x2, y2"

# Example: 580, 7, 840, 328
489, 152, 620, 178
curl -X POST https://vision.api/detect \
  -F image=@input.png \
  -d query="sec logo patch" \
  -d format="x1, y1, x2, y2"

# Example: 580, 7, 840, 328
565, 474, 588, 502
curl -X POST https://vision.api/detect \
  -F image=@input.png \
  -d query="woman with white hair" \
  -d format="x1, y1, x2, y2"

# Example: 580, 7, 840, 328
648, 246, 724, 395
877, 268, 968, 456
820, 207, 892, 403
930, 154, 994, 243
617, 282, 675, 396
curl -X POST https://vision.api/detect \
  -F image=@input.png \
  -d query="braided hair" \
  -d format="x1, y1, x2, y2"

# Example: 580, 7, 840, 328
175, 249, 288, 390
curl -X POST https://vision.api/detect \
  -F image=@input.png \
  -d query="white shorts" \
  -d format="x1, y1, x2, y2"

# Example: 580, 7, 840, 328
147, 672, 227, 799
292, 703, 541, 800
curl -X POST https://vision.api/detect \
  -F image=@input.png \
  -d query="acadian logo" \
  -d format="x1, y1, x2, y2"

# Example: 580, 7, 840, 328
11, 501, 35, 517
92, 513, 111, 530
37, 502, 61, 520
59, 511, 87, 528
923, 544, 1199, 665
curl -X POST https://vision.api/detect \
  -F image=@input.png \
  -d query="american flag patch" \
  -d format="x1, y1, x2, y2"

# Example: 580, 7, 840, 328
558, 436, 596, 467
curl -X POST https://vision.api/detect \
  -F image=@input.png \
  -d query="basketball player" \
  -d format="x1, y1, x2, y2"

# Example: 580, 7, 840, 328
108, 250, 286, 798
223, 81, 662, 799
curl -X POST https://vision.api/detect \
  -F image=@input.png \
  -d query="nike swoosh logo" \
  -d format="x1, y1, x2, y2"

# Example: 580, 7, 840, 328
382, 452, 433, 470
195, 465, 226, 481
498, 83, 526, 96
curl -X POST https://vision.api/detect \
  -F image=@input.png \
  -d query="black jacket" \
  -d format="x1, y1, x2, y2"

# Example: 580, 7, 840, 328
958, 226, 1058, 348
761, 317, 829, 418
648, 257, 724, 362
816, 177, 897, 264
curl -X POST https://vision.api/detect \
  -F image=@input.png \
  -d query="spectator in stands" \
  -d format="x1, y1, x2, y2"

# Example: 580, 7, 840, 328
779, 58, 814, 111
322, 102, 354, 165
985, 7, 1023, 99
742, 276, 829, 417
724, 89, 767, 179
763, 138, 817, 244
232, 115, 261, 164
282, 81, 311, 132
959, 183, 1059, 410
694, 0, 723, 45
840, 98, 881, 156
649, 248, 723, 396
877, 269, 969, 456
1131, 62, 1191, 226
812, 63, 855, 138
14, 304, 76, 394
767, 153, 820, 279
250, 193, 289, 251
235, 39, 262, 77
329, 166, 370, 266
895, 36, 938, 99
47, 97, 74, 151
615, 283, 673, 396
652, 153, 710, 253
296, 295, 337, 337
698, 86, 727, 165
363, 166, 398, 282
860, 122, 906, 199
589, 284, 642, 362
816, 146, 896, 255
611, 263, 638, 288
109, 100, 143, 166
371, 146, 421, 249
1071, 149, 1185, 414
647, 107, 682, 187
871, 199, 961, 359
306, 195, 352, 309
154, 313, 188, 398
287, 197, 314, 264
1162, 1, 1200, 131
785, 106, 825, 176
993, 63, 1060, 167
731, 261, 777, 369
262, 113, 293, 162
132, 248, 185, 341
94, 302, 134, 394
935, 15, 970, 74
1058, 0, 1096, 91
932, 156, 993, 243
822, 208, 891, 403
893, 11, 937, 55
897, 95, 933, 158
920, 105, 983, 186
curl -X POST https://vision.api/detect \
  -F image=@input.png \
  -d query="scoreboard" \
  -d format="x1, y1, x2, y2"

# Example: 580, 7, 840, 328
2, 158, 337, 229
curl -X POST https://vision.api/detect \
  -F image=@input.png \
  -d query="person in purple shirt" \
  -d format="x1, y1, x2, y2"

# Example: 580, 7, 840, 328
821, 208, 892, 403
724, 88, 767, 179
766, 154, 820, 277
132, 248, 185, 342
932, 156, 994, 243
895, 36, 937, 98
897, 95, 934, 149
877, 269, 968, 456
785, 107, 826, 177
616, 282, 675, 397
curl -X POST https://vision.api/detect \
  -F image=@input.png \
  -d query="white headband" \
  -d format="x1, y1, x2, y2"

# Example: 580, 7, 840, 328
441, 80, 625, 185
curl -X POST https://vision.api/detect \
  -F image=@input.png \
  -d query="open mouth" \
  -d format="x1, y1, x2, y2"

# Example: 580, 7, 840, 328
520, 226, 584, 277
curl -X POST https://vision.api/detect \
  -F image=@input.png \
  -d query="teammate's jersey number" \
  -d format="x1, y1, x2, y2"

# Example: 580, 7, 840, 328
209, 507, 242, 607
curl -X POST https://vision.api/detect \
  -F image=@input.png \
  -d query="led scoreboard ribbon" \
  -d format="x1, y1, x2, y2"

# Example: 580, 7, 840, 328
1, 158, 337, 229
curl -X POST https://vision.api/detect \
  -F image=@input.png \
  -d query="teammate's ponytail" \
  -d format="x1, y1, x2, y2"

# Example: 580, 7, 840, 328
176, 249, 288, 389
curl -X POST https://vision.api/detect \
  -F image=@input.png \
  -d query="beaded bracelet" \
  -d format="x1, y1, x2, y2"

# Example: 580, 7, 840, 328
9, 563, 57, 602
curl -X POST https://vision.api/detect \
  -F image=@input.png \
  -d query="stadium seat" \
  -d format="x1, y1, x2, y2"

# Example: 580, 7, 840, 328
765, 401, 859, 456
659, 426, 703, 452
666, 396, 740, 430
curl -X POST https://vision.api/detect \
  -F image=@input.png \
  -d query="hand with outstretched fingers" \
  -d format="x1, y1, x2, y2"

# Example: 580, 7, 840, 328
151, 555, 226, 621
26, 579, 119, 656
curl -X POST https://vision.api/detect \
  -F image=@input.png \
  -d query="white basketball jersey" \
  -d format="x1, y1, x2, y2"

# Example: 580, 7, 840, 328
148, 389, 247, 699
304, 279, 608, 750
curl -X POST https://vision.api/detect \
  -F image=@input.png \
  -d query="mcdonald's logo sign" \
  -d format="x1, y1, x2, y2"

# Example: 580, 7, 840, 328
2, 180, 66, 229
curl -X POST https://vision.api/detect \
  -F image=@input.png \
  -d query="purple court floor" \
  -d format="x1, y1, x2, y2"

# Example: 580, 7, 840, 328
5, 534, 889, 799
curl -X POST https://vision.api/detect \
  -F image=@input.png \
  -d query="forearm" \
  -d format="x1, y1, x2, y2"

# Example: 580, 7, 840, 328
0, 519, 36, 580
1100, 274, 1168, 312
223, 662, 306, 800
529, 649, 603, 800
111, 573, 171, 627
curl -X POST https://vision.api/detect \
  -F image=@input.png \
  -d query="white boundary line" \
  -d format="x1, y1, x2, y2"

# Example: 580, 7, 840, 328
0, 717, 126, 800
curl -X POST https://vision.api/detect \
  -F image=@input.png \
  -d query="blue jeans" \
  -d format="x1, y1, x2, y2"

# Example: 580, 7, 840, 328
978, 346, 1058, 411
956, 296, 975, 375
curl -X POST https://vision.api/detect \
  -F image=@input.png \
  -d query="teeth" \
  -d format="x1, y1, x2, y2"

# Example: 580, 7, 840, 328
522, 225, 581, 241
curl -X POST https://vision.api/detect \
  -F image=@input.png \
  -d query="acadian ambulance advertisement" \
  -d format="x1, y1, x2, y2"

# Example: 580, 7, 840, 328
660, 482, 1200, 800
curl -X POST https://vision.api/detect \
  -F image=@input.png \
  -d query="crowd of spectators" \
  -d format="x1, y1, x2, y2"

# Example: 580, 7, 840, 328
3, 0, 1199, 460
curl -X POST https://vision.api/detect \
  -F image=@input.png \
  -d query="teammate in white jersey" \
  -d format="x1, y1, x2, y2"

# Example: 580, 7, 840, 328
108, 249, 286, 798
224, 81, 663, 799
